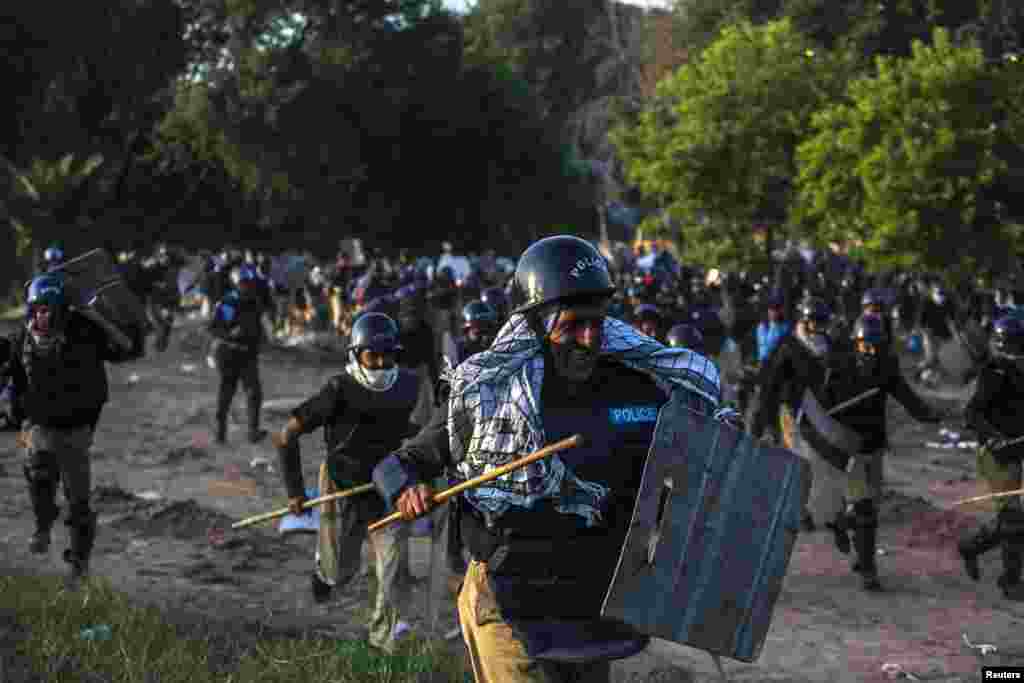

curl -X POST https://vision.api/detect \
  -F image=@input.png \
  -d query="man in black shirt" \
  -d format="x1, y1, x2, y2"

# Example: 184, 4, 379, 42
372, 236, 723, 682
960, 315, 1024, 600
6, 273, 143, 581
273, 312, 428, 653
823, 314, 942, 591
208, 264, 274, 444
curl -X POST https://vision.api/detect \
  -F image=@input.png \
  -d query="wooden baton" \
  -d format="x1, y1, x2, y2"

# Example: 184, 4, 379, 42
953, 487, 1024, 507
231, 483, 375, 529
366, 433, 585, 533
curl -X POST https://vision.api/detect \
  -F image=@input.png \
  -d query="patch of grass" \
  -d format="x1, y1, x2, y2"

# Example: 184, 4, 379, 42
0, 573, 468, 682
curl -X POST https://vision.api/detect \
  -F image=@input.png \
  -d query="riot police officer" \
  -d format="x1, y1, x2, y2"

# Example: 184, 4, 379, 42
825, 314, 941, 591
633, 303, 665, 343
372, 235, 723, 682
142, 245, 180, 352
273, 312, 428, 652
960, 314, 1024, 600
481, 286, 510, 325
208, 263, 274, 444
666, 323, 705, 355
751, 298, 835, 449
452, 300, 500, 365
38, 244, 65, 274
5, 273, 142, 580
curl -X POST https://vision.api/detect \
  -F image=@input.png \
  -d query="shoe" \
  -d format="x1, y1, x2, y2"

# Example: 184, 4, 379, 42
63, 549, 89, 581
826, 521, 850, 555
958, 523, 1001, 582
861, 570, 883, 592
311, 571, 333, 604
214, 420, 227, 445
28, 530, 50, 554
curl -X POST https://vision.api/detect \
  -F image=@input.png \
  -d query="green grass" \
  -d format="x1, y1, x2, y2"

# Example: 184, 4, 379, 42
0, 573, 469, 683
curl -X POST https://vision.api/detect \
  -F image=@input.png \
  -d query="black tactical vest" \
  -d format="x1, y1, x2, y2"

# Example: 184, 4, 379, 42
324, 369, 422, 486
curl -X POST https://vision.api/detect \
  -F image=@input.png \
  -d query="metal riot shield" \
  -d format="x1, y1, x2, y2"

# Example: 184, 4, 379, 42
55, 248, 148, 337
601, 392, 810, 663
796, 388, 863, 473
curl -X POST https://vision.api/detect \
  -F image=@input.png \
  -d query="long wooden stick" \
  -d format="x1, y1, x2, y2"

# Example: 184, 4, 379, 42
953, 487, 1024, 507
367, 433, 585, 533
231, 483, 375, 529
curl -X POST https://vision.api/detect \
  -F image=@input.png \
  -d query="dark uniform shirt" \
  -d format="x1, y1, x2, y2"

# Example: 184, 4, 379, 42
375, 357, 672, 657
819, 351, 937, 453
965, 361, 1024, 460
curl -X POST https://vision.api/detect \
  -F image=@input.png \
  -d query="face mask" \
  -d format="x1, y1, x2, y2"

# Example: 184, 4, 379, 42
347, 352, 399, 392
361, 365, 398, 391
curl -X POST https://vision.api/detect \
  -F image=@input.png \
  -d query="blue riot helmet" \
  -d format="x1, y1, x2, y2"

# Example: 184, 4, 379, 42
481, 286, 509, 321
42, 245, 65, 270
26, 273, 68, 333
991, 315, 1024, 360
462, 300, 499, 347
349, 312, 403, 359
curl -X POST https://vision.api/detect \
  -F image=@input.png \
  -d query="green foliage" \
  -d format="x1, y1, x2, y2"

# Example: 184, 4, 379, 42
1, 153, 106, 257
794, 28, 1024, 278
612, 19, 845, 269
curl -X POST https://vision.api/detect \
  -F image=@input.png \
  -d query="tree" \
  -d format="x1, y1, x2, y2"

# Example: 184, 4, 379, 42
611, 19, 846, 268
793, 28, 1024, 279
157, 0, 592, 252
0, 1, 189, 264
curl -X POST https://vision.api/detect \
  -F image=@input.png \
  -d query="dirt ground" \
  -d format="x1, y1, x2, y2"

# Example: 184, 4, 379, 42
1, 316, 1023, 682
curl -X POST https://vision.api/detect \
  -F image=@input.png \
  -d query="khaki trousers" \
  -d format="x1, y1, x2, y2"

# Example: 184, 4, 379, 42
457, 560, 611, 683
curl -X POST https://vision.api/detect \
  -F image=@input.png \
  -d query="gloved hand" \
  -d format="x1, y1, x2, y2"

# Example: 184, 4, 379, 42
288, 495, 310, 516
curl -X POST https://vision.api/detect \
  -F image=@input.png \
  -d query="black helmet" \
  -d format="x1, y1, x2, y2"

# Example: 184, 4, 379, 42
991, 315, 1024, 359
861, 288, 886, 309
853, 313, 888, 347
512, 235, 614, 314
666, 323, 705, 354
799, 298, 832, 325
43, 245, 64, 267
349, 312, 403, 354
634, 303, 662, 322
462, 300, 498, 328
481, 286, 509, 317
26, 273, 68, 329
765, 289, 785, 309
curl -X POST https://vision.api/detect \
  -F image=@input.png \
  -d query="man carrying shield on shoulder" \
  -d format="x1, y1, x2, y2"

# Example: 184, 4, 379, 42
372, 235, 727, 682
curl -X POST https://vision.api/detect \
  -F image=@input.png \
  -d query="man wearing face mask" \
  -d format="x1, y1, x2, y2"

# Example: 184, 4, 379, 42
822, 314, 942, 591
4, 273, 143, 581
371, 235, 725, 682
273, 312, 427, 652
959, 315, 1024, 600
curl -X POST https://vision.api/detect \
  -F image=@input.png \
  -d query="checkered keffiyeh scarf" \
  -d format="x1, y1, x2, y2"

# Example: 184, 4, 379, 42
445, 312, 723, 526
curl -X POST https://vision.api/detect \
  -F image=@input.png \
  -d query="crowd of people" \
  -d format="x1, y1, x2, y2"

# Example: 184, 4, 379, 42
2, 233, 1023, 682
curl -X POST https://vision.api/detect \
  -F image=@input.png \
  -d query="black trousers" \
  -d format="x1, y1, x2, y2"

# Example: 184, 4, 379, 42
216, 351, 262, 430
